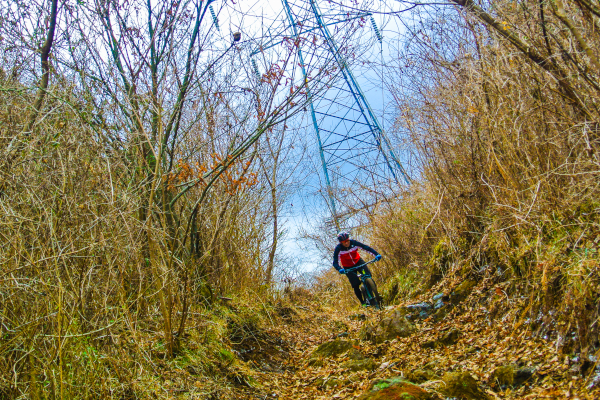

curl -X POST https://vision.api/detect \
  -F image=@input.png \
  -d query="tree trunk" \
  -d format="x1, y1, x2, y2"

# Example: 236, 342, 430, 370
25, 0, 59, 133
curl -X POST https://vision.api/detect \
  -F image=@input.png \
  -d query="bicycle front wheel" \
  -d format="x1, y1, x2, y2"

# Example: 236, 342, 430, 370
364, 278, 382, 309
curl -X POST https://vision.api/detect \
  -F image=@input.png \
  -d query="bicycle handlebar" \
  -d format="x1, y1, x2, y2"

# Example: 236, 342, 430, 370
340, 258, 378, 274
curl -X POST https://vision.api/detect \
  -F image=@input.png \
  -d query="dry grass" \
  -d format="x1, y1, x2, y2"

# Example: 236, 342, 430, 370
365, 0, 600, 357
0, 73, 278, 397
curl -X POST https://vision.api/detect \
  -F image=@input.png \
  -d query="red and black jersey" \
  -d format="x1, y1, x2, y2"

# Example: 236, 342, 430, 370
333, 239, 379, 270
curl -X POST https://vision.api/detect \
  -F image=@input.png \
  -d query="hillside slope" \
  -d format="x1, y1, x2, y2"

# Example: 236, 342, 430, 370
212, 279, 600, 399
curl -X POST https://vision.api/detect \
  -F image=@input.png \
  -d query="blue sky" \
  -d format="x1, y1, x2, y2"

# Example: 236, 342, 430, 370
214, 0, 410, 275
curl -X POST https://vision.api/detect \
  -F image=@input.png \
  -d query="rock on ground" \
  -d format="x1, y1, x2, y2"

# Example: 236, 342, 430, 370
361, 309, 416, 344
358, 377, 439, 400
441, 372, 489, 400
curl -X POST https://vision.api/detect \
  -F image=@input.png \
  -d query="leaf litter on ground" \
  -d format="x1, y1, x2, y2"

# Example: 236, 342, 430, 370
223, 281, 600, 399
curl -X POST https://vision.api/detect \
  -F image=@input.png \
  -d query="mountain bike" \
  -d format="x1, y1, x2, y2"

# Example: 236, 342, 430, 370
342, 259, 383, 310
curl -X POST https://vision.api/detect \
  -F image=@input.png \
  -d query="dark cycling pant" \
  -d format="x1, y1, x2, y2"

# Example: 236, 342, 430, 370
345, 259, 371, 304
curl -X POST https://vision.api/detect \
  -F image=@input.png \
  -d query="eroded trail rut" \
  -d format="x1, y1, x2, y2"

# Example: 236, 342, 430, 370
229, 283, 600, 399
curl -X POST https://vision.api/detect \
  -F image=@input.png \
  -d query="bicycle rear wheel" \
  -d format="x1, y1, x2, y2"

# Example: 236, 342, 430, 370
364, 278, 383, 309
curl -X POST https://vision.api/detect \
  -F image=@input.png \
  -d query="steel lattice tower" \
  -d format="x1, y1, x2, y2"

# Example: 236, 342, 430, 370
252, 0, 411, 231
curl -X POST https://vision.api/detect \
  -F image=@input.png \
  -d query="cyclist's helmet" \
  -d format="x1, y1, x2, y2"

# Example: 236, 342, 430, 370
337, 231, 350, 242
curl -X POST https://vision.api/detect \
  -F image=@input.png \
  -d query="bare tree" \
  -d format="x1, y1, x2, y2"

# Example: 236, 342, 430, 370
25, 0, 59, 133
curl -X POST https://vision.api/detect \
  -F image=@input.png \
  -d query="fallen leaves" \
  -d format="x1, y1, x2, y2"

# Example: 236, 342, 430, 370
220, 281, 600, 399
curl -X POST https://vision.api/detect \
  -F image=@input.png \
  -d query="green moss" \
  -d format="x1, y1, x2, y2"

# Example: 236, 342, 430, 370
218, 348, 235, 362
441, 372, 489, 399
372, 377, 408, 391
374, 381, 391, 390
341, 358, 376, 372
312, 338, 355, 357
492, 365, 515, 387
405, 369, 438, 384
427, 238, 453, 286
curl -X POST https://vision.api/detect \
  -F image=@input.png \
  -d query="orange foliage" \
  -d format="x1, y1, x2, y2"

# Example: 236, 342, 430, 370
165, 154, 258, 195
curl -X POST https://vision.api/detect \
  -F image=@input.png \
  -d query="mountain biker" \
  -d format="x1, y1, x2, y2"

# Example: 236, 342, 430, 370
333, 231, 382, 305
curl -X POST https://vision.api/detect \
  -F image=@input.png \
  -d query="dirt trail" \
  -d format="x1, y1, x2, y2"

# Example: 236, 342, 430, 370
229, 294, 600, 399
232, 304, 374, 399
